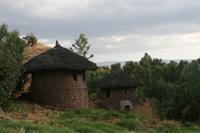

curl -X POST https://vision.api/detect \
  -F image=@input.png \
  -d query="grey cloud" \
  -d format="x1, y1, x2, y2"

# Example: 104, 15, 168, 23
0, 0, 199, 40
0, 0, 199, 61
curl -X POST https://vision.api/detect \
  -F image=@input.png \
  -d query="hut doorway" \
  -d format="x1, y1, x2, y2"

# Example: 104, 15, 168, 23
120, 100, 132, 111
125, 105, 130, 111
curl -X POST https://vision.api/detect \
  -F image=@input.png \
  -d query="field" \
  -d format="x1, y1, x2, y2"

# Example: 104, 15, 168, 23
0, 101, 199, 133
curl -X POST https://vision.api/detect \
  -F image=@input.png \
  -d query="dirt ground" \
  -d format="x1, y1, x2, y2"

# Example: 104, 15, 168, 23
0, 101, 60, 123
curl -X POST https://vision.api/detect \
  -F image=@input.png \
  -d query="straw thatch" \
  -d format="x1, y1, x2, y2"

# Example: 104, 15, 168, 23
98, 70, 137, 89
23, 42, 97, 73
23, 42, 50, 63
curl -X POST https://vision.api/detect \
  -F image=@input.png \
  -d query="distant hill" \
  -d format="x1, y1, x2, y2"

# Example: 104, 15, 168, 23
96, 59, 193, 67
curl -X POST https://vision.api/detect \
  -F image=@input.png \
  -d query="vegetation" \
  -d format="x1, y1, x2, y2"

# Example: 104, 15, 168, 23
122, 53, 200, 122
86, 66, 110, 94
70, 33, 94, 59
87, 53, 200, 122
111, 63, 121, 71
0, 24, 24, 109
0, 101, 199, 133
23, 33, 37, 46
0, 23, 199, 131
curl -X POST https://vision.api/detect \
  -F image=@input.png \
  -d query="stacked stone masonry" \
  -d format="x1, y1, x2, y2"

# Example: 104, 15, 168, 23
31, 70, 88, 109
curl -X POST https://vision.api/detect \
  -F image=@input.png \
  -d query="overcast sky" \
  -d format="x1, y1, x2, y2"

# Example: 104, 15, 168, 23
0, 0, 199, 62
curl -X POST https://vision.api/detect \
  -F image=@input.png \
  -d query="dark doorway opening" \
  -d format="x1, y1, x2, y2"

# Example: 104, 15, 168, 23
106, 89, 111, 98
124, 105, 130, 111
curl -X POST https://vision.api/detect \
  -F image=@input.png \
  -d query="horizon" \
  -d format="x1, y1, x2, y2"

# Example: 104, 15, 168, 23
96, 59, 194, 67
45, 43, 199, 62
0, 0, 199, 62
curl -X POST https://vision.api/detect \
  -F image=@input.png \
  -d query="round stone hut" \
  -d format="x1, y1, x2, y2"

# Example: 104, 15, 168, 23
23, 41, 97, 109
98, 70, 137, 111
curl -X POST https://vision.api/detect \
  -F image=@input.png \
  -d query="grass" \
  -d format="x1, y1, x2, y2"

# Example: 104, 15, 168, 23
0, 120, 73, 133
0, 101, 200, 133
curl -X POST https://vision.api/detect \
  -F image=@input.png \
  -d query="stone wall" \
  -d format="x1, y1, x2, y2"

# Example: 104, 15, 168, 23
31, 70, 88, 109
100, 88, 136, 110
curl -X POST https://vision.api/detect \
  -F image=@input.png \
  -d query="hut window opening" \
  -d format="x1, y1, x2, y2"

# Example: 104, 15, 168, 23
83, 74, 85, 81
106, 89, 111, 98
124, 89, 127, 94
125, 105, 130, 111
73, 74, 78, 81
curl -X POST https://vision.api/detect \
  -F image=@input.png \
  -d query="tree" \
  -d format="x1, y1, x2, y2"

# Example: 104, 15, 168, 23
70, 33, 94, 59
139, 53, 153, 68
170, 60, 200, 121
111, 63, 121, 71
123, 61, 144, 85
0, 24, 24, 108
163, 61, 177, 83
87, 67, 110, 94
23, 33, 37, 46
123, 53, 200, 121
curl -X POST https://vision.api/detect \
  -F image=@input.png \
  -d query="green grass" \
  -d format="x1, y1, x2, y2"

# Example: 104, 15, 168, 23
0, 120, 74, 133
0, 108, 199, 133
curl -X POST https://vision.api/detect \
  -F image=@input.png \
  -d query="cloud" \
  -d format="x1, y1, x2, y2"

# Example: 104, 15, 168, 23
0, 0, 199, 38
0, 0, 199, 61
90, 32, 200, 53
44, 32, 200, 62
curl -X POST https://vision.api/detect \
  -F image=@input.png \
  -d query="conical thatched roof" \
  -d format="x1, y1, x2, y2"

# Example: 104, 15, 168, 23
23, 41, 97, 73
98, 70, 137, 89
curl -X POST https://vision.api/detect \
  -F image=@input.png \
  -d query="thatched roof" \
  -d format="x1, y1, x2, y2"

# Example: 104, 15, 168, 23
23, 41, 97, 73
23, 42, 50, 63
97, 70, 137, 89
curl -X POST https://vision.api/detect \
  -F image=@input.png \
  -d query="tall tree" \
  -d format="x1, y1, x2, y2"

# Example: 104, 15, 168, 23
171, 60, 200, 121
0, 24, 24, 108
70, 33, 94, 59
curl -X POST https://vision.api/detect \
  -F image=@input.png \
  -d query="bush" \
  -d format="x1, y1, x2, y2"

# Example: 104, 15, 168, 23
23, 33, 37, 46
117, 119, 141, 130
0, 24, 24, 109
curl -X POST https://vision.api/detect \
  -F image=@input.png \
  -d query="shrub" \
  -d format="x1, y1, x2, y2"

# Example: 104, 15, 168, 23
0, 24, 24, 109
117, 119, 137, 130
23, 33, 37, 46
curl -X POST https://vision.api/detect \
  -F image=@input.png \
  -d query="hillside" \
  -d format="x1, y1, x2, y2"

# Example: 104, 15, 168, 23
0, 101, 199, 133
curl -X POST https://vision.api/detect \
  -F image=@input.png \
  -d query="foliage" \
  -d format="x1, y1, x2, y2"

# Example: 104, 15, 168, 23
86, 67, 110, 94
123, 53, 200, 122
0, 24, 24, 109
169, 60, 200, 121
23, 33, 37, 46
86, 53, 200, 122
70, 33, 94, 59
111, 63, 121, 71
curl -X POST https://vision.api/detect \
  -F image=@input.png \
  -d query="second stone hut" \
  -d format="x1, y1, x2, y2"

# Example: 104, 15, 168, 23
98, 69, 137, 111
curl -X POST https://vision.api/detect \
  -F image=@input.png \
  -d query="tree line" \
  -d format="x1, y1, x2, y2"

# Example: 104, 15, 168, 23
123, 53, 200, 121
88, 54, 200, 122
